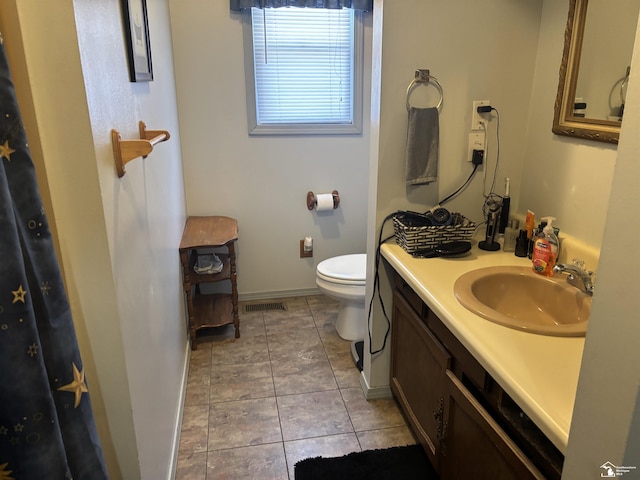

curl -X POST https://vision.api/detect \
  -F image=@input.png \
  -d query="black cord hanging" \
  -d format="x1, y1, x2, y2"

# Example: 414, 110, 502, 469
366, 161, 482, 356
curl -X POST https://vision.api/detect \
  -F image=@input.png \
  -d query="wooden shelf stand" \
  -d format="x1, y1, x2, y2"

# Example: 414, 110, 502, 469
179, 216, 239, 350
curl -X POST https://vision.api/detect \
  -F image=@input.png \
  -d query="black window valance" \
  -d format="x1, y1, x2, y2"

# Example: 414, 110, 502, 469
230, 0, 373, 11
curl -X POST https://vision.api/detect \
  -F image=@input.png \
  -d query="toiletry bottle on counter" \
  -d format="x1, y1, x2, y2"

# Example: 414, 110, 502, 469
503, 219, 519, 252
531, 217, 559, 276
515, 230, 528, 257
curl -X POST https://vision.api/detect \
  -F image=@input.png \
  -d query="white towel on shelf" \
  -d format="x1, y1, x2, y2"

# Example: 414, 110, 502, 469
405, 106, 439, 185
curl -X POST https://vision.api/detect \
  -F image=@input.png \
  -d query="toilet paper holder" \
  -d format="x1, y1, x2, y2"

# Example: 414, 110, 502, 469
307, 190, 340, 210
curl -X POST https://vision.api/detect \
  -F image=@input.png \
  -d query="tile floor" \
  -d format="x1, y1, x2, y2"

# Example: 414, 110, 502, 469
175, 294, 417, 479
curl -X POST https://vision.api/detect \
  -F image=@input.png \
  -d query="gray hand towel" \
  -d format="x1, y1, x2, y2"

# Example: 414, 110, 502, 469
405, 106, 439, 185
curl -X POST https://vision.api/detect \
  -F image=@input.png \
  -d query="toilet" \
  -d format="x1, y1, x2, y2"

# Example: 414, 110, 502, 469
316, 254, 367, 341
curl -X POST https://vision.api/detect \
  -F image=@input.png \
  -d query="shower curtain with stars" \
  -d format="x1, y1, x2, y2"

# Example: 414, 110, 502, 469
0, 38, 108, 479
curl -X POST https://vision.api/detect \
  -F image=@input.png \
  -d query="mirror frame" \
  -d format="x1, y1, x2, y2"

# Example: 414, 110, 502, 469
553, 0, 620, 144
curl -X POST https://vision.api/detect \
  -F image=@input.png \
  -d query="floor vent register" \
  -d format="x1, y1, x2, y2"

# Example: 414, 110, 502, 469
244, 302, 287, 313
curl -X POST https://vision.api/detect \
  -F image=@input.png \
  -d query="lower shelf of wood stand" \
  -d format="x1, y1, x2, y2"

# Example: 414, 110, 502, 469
193, 293, 234, 330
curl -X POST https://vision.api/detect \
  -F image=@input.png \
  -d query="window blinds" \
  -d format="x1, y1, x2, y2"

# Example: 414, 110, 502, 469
251, 7, 355, 125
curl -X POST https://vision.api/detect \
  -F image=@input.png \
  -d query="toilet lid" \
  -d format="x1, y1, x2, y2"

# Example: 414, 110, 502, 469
317, 254, 366, 284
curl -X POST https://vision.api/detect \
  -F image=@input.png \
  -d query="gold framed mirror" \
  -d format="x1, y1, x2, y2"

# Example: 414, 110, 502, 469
553, 0, 638, 144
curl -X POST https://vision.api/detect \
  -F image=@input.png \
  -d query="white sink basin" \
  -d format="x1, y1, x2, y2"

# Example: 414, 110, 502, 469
454, 266, 590, 336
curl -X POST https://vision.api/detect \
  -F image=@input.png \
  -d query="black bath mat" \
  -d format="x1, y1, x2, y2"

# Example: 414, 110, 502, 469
294, 444, 438, 480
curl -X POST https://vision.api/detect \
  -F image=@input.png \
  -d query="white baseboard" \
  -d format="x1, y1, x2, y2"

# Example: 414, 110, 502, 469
167, 342, 190, 480
359, 371, 392, 400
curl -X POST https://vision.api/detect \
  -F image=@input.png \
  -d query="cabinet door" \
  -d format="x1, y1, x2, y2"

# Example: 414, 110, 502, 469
441, 370, 545, 480
391, 290, 450, 470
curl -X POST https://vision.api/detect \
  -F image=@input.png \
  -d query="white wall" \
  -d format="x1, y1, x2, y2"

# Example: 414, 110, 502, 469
169, 0, 372, 298
520, 1, 617, 254
365, 0, 544, 389
561, 13, 640, 478
2, 1, 188, 478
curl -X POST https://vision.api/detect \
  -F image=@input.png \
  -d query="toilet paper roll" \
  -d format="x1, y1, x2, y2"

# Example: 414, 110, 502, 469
315, 193, 335, 211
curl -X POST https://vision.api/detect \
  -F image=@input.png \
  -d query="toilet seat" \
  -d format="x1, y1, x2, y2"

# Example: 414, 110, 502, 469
317, 254, 366, 285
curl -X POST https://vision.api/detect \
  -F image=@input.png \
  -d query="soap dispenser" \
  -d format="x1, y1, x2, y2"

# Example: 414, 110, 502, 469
531, 216, 559, 276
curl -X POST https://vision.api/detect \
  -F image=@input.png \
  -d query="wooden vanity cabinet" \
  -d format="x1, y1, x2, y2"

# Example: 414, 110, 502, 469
441, 370, 544, 479
391, 273, 559, 479
391, 289, 450, 470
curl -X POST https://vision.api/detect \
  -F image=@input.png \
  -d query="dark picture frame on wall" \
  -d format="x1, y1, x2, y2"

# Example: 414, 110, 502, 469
121, 0, 153, 82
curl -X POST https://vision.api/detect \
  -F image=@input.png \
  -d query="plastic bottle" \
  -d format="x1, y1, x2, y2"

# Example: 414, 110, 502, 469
503, 218, 519, 252
531, 217, 559, 276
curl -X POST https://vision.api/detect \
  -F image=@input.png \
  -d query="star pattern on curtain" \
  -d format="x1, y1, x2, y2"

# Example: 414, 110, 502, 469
10, 285, 26, 304
0, 140, 15, 161
1, 36, 108, 478
0, 462, 14, 480
57, 363, 89, 409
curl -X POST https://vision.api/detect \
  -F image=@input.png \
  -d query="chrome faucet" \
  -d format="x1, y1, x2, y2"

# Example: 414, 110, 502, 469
553, 262, 595, 295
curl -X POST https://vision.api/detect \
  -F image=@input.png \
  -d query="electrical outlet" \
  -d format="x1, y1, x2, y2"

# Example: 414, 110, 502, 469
471, 100, 490, 130
300, 239, 312, 258
468, 132, 485, 162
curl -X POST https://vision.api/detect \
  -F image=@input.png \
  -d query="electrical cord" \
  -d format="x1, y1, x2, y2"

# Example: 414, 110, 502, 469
367, 108, 501, 357
478, 106, 503, 218
481, 107, 501, 198
438, 163, 480, 206
368, 212, 397, 356
480, 119, 490, 194
367, 161, 481, 356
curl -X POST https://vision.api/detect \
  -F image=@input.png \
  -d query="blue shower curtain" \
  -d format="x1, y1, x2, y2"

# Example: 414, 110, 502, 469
0, 38, 108, 479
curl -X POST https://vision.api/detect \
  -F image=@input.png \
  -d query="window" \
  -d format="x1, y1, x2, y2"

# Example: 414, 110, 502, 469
243, 7, 363, 135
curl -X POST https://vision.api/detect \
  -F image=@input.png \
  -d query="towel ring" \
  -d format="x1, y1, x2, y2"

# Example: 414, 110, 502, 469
406, 69, 443, 112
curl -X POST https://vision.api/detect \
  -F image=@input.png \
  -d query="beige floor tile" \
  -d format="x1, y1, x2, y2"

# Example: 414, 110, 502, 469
356, 425, 418, 451
207, 443, 288, 480
311, 309, 339, 330
188, 357, 212, 378
271, 356, 338, 396
341, 387, 407, 432
317, 323, 352, 357
209, 361, 274, 403
327, 351, 361, 389
179, 404, 210, 455
284, 433, 361, 479
264, 313, 317, 335
208, 398, 282, 451
277, 390, 353, 441
188, 345, 212, 370
176, 295, 393, 479
266, 327, 324, 357
175, 452, 207, 480
184, 376, 210, 407
211, 331, 270, 366
271, 346, 329, 369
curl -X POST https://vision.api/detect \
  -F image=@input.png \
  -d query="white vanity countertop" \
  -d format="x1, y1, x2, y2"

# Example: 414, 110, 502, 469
381, 241, 585, 454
